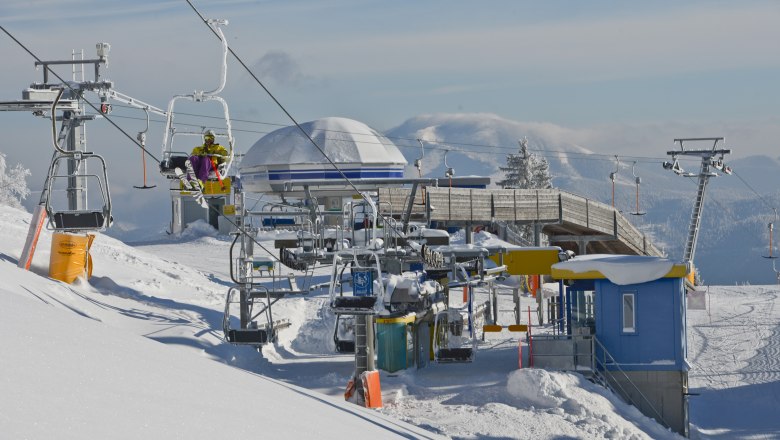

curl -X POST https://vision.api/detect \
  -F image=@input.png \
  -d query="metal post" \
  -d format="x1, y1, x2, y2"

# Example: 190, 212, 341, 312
66, 118, 86, 210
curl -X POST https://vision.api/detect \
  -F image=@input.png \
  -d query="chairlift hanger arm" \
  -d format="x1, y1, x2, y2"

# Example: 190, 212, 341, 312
101, 89, 166, 116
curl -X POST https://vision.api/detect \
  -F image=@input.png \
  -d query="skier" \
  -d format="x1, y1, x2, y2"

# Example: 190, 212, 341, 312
186, 130, 228, 188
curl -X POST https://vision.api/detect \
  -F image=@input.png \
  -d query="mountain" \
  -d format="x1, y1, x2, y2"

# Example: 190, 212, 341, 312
387, 113, 780, 284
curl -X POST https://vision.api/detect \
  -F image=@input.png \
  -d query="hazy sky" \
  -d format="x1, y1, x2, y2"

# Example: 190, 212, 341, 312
2, 0, 779, 232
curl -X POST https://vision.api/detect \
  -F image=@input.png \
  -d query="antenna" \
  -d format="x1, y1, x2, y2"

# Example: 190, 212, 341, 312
763, 208, 778, 259
610, 155, 619, 208
630, 162, 646, 216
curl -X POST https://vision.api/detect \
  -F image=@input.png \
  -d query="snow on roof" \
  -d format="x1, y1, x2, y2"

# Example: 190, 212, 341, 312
240, 117, 407, 169
552, 254, 682, 286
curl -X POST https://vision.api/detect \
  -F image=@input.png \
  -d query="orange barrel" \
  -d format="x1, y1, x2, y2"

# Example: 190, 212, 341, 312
49, 232, 95, 283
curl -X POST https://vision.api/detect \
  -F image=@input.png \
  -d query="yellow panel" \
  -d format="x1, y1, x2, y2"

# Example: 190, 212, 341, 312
203, 177, 231, 195
223, 204, 236, 215
489, 248, 561, 276
375, 313, 416, 325
507, 324, 528, 332
483, 324, 503, 332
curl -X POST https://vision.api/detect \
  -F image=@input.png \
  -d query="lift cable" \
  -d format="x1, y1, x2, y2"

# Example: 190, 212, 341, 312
107, 102, 680, 165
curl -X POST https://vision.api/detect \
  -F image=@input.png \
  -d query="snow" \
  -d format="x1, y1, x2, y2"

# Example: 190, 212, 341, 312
552, 254, 677, 285
1, 204, 778, 438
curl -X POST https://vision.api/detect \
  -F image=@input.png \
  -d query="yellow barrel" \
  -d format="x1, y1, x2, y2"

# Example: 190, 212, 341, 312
49, 232, 95, 283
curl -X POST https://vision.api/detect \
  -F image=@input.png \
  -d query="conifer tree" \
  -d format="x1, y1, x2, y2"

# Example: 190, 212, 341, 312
498, 137, 553, 190
0, 153, 31, 209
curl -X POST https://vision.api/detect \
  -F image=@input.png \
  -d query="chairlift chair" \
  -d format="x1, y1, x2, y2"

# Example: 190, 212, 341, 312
158, 19, 235, 188
328, 250, 385, 315
43, 88, 111, 232
433, 301, 476, 363
223, 286, 291, 346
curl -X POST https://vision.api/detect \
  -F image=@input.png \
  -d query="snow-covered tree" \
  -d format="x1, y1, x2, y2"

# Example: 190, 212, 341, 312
0, 153, 31, 209
498, 137, 552, 190
497, 137, 554, 245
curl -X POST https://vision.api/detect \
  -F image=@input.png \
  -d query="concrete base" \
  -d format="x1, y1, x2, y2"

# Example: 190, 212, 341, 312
605, 370, 688, 437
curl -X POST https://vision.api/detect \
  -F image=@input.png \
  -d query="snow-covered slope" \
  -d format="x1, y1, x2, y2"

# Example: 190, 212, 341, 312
3, 203, 779, 438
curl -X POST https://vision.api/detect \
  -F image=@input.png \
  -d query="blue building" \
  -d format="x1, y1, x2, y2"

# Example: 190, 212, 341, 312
548, 255, 690, 436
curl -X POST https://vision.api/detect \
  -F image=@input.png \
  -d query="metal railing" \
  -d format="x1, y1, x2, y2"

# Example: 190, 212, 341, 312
591, 336, 672, 431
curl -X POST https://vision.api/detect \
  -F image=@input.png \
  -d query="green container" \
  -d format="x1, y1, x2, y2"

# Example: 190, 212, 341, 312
376, 314, 415, 372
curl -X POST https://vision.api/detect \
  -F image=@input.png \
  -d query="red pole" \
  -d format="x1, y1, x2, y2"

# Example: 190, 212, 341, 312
527, 306, 534, 368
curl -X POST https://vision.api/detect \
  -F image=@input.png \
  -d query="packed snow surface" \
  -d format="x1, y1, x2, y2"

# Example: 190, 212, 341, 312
1, 205, 777, 438
552, 254, 676, 285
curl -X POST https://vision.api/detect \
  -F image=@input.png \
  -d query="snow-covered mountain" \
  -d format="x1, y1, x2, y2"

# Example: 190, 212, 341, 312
387, 113, 780, 284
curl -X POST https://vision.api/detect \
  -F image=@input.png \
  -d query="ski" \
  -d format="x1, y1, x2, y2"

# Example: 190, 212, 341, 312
174, 167, 208, 208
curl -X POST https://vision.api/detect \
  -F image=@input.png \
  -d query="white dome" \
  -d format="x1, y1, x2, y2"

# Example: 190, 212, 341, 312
238, 117, 407, 194
240, 117, 407, 170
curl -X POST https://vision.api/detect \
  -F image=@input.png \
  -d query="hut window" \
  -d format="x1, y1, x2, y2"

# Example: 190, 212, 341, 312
622, 293, 636, 333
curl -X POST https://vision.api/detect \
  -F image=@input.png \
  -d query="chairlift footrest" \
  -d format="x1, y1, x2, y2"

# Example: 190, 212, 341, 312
227, 329, 271, 344
436, 348, 474, 363
336, 340, 356, 353
332, 296, 377, 314
52, 211, 107, 230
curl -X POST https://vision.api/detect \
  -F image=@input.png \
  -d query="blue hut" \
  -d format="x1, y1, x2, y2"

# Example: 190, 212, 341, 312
549, 255, 690, 436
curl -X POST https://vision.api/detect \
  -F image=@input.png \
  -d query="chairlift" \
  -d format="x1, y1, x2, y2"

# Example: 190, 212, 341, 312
630, 162, 646, 216
433, 284, 476, 363
133, 108, 156, 190
44, 88, 111, 232
328, 250, 385, 315
763, 208, 778, 259
444, 150, 454, 179
158, 19, 235, 189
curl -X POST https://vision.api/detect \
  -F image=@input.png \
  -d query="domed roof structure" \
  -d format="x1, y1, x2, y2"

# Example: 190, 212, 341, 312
239, 117, 407, 194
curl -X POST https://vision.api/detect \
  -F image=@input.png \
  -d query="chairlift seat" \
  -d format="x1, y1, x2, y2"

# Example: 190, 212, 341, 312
52, 211, 107, 230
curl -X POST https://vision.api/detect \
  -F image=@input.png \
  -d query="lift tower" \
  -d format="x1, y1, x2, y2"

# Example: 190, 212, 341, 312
663, 138, 732, 265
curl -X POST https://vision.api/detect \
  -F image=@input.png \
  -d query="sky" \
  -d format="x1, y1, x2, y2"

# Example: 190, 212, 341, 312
1, 0, 779, 231
1, 202, 779, 438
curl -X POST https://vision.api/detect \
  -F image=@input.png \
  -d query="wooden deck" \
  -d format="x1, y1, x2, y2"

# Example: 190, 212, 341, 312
378, 187, 662, 257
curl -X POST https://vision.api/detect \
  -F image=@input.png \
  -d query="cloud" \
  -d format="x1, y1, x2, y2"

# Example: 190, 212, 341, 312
250, 51, 311, 88
290, 3, 780, 83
